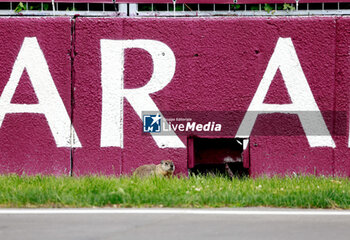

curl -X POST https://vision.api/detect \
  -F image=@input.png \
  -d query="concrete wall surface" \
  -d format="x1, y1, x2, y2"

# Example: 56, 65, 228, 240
1, 17, 350, 176
0, 17, 72, 175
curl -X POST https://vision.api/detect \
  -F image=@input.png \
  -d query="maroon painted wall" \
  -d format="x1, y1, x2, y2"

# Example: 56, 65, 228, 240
1, 17, 350, 177
0, 17, 72, 175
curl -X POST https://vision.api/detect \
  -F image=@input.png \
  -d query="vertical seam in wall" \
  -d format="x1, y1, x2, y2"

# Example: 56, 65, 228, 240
332, 17, 339, 177
120, 18, 125, 175
70, 15, 78, 177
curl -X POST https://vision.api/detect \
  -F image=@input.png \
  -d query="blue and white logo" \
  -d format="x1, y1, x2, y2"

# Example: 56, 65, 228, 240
143, 113, 162, 133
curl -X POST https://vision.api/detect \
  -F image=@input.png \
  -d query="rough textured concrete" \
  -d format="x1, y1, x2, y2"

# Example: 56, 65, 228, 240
73, 17, 344, 176
72, 19, 123, 175
334, 17, 350, 177
1, 17, 350, 176
0, 18, 72, 175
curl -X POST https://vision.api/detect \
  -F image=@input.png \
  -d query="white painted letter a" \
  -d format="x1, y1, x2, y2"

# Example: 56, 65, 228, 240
236, 38, 335, 148
0, 37, 81, 148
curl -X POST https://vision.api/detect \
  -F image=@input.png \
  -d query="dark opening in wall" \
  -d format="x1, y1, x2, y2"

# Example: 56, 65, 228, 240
104, 3, 117, 12
0, 2, 10, 10
188, 136, 249, 177
199, 4, 214, 11
57, 3, 73, 11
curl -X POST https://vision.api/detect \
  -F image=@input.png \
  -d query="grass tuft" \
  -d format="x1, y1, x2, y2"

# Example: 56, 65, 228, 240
0, 174, 349, 208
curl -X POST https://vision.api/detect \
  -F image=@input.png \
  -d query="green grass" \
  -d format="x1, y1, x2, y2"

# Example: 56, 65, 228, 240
0, 174, 349, 209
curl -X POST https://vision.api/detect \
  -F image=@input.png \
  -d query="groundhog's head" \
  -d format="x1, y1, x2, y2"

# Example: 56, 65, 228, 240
161, 160, 175, 173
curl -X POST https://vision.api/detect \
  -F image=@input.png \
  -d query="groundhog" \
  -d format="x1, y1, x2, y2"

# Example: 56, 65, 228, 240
133, 160, 175, 178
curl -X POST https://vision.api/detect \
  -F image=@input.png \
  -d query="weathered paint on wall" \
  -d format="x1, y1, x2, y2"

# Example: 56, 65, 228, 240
1, 17, 350, 176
